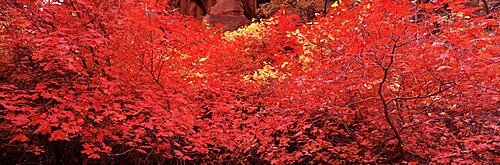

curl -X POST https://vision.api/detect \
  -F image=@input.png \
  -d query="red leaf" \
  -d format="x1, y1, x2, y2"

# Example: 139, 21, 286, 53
10, 134, 29, 143
136, 149, 147, 154
174, 150, 184, 157
81, 143, 95, 155
88, 154, 100, 159
41, 91, 52, 99
9, 114, 30, 125
34, 124, 52, 135
49, 130, 69, 141
35, 83, 47, 90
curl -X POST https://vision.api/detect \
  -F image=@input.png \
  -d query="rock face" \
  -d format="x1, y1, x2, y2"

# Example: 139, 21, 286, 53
170, 0, 257, 30
204, 0, 252, 30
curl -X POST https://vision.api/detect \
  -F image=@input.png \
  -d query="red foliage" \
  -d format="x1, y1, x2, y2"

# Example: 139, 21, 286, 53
0, 0, 498, 164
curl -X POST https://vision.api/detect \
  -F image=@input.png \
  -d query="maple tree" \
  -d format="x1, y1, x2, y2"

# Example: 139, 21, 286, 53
0, 0, 498, 164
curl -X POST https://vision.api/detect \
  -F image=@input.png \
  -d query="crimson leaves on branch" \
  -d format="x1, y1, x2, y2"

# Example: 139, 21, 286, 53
0, 0, 498, 164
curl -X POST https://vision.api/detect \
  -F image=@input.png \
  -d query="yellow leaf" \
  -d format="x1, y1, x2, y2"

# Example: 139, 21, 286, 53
199, 57, 208, 62
331, 2, 339, 8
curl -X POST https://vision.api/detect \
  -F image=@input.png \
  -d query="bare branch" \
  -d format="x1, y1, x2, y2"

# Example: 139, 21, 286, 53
387, 82, 457, 105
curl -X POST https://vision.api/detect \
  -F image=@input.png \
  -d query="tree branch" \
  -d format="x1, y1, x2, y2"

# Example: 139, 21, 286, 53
377, 35, 404, 154
387, 82, 457, 105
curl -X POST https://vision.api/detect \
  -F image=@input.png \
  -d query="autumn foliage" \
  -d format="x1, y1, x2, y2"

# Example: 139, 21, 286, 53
0, 0, 498, 164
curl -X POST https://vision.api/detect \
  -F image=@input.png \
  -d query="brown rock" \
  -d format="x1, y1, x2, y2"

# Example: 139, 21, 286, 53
170, 0, 257, 30
169, 0, 213, 19
205, 0, 250, 30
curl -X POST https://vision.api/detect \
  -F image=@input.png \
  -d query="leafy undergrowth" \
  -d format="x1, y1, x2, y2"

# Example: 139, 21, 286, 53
0, 0, 498, 164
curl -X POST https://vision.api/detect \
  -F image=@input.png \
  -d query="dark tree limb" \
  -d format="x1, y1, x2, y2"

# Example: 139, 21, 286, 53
377, 35, 404, 155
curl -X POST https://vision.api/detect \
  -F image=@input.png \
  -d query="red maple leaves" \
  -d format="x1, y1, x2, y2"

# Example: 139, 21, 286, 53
10, 134, 29, 143
49, 130, 69, 141
0, 0, 498, 164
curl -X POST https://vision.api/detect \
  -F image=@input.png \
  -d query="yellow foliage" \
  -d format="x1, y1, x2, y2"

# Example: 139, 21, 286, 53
223, 19, 277, 41
331, 1, 340, 8
198, 57, 208, 62
288, 29, 315, 65
243, 63, 291, 83
253, 64, 278, 81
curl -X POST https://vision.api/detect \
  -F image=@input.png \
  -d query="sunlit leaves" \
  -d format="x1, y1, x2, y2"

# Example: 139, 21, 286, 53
0, 0, 497, 164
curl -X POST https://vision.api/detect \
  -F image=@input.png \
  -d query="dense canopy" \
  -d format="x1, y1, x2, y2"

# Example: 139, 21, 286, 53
0, 0, 498, 164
